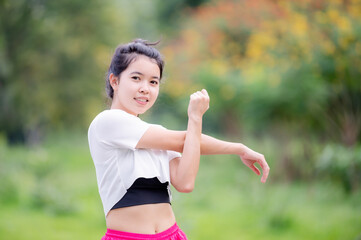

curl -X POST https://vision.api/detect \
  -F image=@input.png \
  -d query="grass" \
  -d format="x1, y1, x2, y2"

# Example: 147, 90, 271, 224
173, 155, 361, 240
0, 131, 360, 239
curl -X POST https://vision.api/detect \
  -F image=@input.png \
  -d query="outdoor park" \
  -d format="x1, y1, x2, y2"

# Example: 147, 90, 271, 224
0, 0, 360, 239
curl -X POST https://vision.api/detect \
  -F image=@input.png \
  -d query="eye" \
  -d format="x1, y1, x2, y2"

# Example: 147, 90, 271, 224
132, 76, 141, 81
150, 80, 159, 85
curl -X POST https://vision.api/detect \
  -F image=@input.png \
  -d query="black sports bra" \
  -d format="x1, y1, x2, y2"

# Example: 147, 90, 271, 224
111, 177, 170, 210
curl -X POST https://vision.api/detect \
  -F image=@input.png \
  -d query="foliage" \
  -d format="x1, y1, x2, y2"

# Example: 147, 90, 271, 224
0, 132, 81, 215
152, 0, 211, 34
0, 0, 215, 145
317, 144, 361, 193
0, 0, 129, 144
162, 0, 361, 145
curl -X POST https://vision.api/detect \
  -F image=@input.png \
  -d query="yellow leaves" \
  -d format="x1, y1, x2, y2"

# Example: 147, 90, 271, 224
326, 6, 353, 32
290, 14, 308, 38
163, 79, 187, 98
327, 9, 352, 34
246, 31, 277, 59
315, 11, 327, 24
337, 16, 352, 33
325, 8, 337, 20
241, 63, 281, 90
209, 59, 228, 77
348, 5, 361, 19
247, 41, 263, 59
322, 7, 355, 52
242, 64, 264, 84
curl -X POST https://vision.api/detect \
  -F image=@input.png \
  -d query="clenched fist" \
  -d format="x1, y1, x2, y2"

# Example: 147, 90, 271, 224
188, 89, 210, 119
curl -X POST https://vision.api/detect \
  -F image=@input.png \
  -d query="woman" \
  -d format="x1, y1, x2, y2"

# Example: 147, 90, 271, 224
88, 39, 270, 240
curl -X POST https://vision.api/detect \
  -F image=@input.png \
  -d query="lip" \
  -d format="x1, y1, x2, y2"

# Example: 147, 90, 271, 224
134, 97, 149, 106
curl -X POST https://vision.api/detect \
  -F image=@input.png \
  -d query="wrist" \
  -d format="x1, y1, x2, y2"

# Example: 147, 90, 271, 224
238, 143, 247, 157
188, 114, 203, 123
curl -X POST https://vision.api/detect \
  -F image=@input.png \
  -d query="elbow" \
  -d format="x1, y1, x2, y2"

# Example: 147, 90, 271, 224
175, 181, 195, 193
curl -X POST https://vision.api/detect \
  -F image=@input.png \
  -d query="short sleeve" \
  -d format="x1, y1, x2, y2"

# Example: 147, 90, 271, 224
149, 124, 182, 161
168, 150, 181, 161
94, 110, 150, 150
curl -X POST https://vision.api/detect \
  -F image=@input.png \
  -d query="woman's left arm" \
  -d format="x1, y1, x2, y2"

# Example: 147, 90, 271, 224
137, 130, 270, 183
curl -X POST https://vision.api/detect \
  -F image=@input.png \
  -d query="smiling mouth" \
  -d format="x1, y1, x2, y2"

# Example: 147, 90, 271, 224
134, 98, 149, 103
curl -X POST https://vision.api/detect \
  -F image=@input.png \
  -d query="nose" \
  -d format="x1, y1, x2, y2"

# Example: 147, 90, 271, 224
139, 81, 149, 94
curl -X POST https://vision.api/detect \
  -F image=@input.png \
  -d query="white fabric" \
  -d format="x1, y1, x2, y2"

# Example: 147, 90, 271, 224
88, 109, 181, 216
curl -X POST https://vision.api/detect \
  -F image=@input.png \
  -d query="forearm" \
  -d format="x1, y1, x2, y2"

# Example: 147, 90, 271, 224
175, 116, 202, 189
137, 126, 246, 156
201, 134, 246, 156
173, 131, 246, 155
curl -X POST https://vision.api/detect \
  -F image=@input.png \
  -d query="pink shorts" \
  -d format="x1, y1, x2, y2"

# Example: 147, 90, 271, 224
101, 223, 188, 240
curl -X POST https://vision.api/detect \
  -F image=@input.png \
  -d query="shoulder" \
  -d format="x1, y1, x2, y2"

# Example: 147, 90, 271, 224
89, 109, 151, 140
93, 109, 145, 126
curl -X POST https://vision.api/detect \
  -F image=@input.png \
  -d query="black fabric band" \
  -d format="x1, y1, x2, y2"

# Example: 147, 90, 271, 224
111, 177, 170, 210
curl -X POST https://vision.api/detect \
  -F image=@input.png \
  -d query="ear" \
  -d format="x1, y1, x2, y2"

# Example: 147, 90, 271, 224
109, 73, 119, 91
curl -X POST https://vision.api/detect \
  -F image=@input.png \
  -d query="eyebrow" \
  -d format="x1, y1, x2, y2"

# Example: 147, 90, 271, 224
130, 71, 160, 80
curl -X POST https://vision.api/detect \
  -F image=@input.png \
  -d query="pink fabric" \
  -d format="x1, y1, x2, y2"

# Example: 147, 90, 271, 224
101, 223, 187, 240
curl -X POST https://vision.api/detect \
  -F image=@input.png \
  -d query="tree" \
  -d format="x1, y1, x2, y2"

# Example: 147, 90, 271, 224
162, 0, 361, 145
0, 0, 126, 144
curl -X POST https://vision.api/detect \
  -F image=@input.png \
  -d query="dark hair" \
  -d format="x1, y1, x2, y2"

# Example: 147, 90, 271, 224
106, 39, 164, 99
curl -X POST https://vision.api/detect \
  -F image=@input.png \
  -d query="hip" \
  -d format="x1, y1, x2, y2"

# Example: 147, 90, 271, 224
102, 222, 187, 240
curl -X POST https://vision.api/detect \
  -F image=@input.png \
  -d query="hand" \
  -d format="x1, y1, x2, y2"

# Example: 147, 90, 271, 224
240, 146, 270, 183
187, 89, 210, 119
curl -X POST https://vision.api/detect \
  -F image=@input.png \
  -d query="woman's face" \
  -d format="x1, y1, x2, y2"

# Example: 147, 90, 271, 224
111, 55, 160, 116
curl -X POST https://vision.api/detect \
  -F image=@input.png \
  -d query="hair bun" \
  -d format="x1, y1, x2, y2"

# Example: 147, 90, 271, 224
132, 38, 160, 47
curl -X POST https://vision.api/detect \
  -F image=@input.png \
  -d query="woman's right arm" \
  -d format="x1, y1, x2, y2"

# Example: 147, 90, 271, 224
168, 89, 209, 192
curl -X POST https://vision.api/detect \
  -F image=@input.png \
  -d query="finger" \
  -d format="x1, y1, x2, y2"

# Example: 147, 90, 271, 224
257, 155, 269, 173
190, 92, 199, 98
201, 90, 210, 101
260, 160, 270, 183
250, 164, 261, 176
261, 167, 269, 183
201, 89, 209, 97
194, 91, 203, 98
260, 161, 268, 171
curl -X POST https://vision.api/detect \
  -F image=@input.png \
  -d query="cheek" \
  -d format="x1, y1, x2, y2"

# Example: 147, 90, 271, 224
152, 88, 159, 100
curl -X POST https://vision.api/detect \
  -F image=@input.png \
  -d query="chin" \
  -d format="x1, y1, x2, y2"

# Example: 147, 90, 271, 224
137, 108, 148, 115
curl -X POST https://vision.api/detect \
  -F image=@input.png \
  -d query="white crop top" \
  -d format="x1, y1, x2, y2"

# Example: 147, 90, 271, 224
87, 109, 181, 216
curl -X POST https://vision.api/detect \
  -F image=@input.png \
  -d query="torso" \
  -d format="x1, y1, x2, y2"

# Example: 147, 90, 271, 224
106, 203, 176, 234
88, 110, 180, 233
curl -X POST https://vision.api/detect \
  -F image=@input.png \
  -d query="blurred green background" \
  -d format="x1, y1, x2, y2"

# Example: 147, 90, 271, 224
1, 0, 361, 239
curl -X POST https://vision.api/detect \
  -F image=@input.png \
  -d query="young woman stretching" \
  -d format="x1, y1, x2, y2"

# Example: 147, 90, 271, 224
88, 39, 270, 240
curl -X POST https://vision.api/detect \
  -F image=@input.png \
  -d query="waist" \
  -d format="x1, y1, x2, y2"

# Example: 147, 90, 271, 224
106, 203, 176, 234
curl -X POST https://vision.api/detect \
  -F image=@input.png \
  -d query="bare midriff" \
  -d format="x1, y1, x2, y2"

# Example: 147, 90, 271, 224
106, 203, 176, 234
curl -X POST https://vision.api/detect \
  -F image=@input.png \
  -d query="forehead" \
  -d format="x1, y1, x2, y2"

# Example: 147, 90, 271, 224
125, 55, 160, 76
